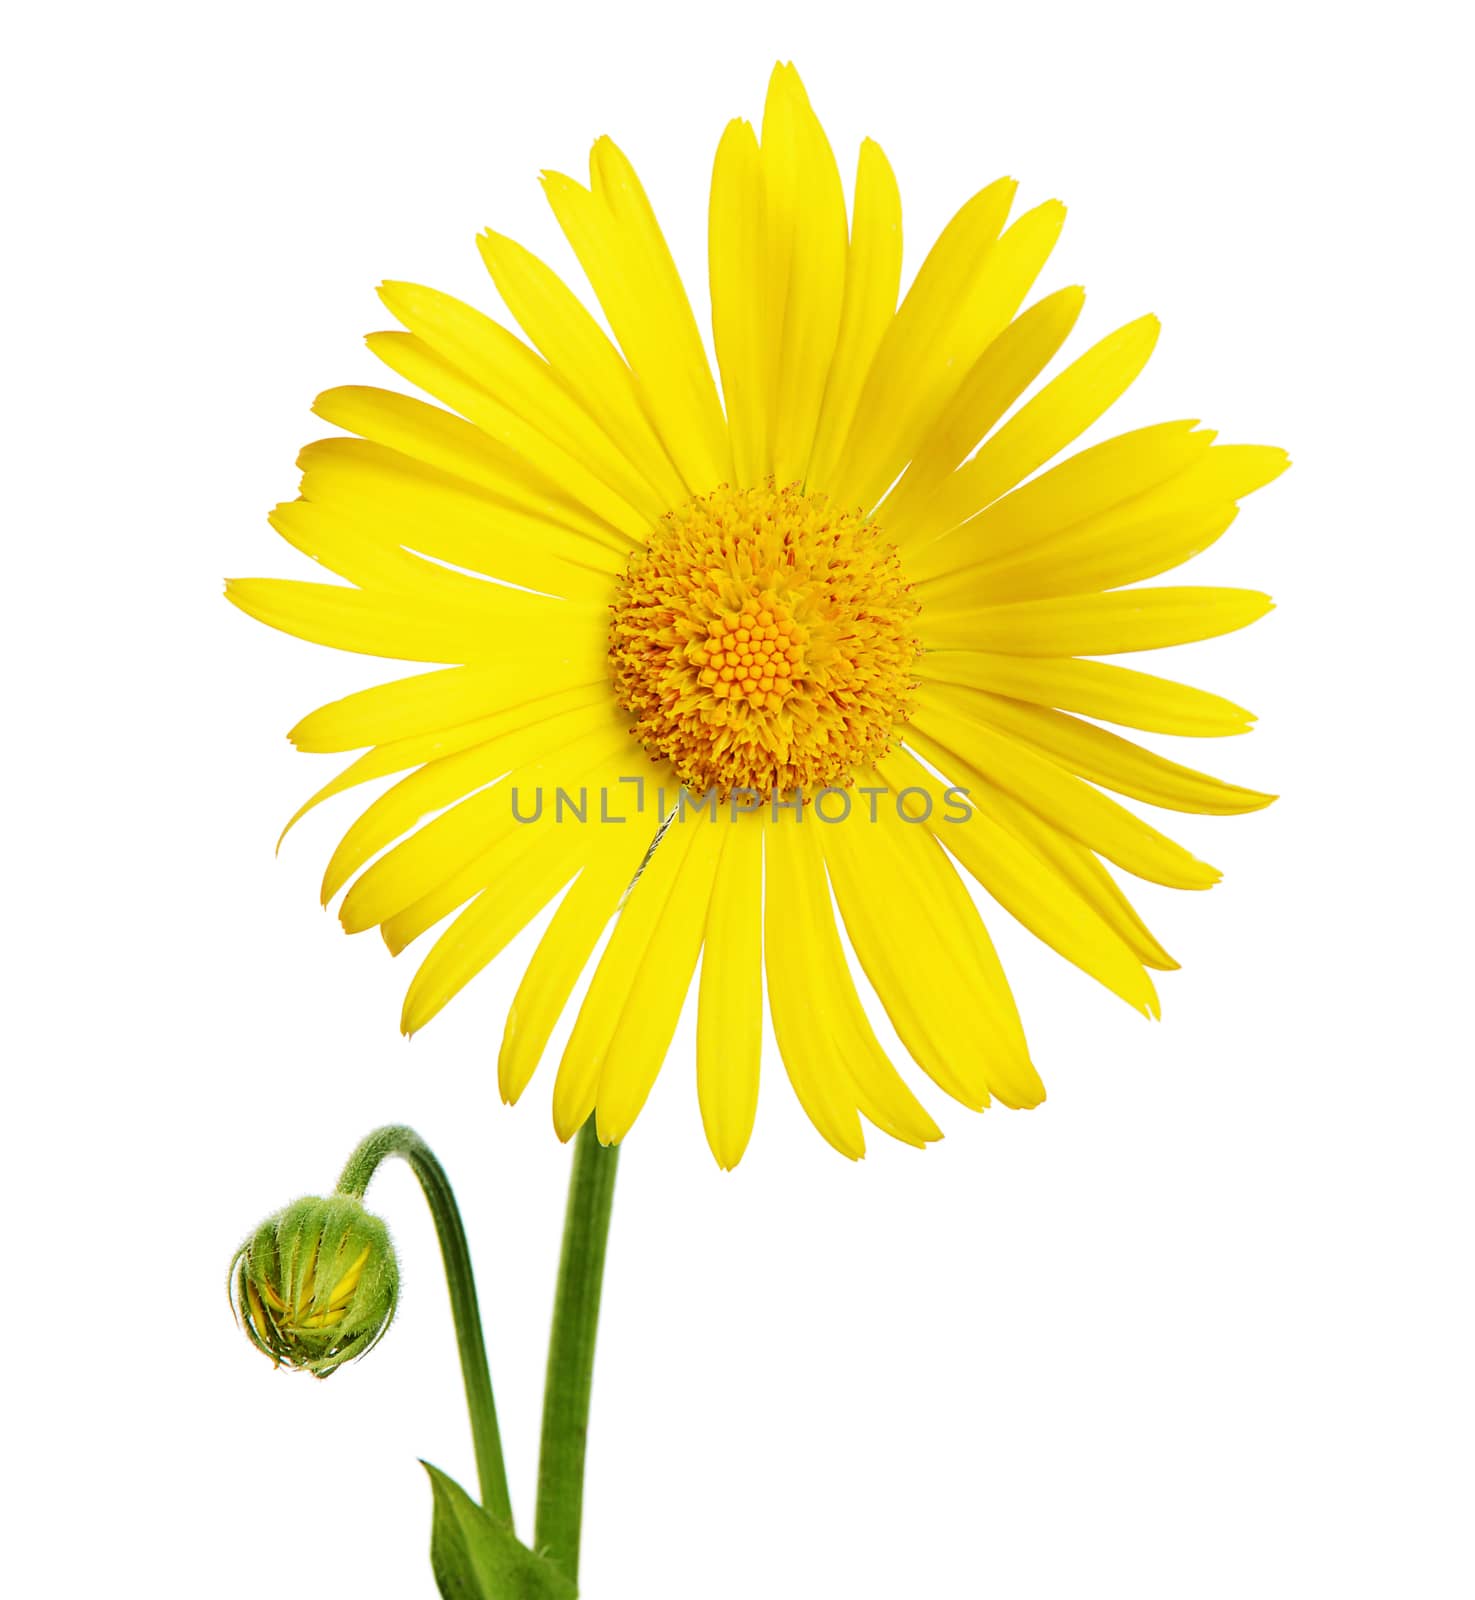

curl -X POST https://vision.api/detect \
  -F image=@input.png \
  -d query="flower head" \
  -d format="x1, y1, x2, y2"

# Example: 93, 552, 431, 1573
611, 481, 920, 796
231, 1195, 398, 1376
230, 63, 1285, 1167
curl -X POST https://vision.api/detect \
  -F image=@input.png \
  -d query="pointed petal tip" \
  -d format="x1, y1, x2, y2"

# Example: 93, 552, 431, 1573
706, 1128, 753, 1171
507, 1079, 534, 1111
475, 229, 515, 267
551, 1089, 593, 1144
1006, 1079, 1046, 1111
1252, 446, 1292, 480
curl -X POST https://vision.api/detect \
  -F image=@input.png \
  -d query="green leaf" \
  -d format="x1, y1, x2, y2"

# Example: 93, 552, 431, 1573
423, 1462, 579, 1600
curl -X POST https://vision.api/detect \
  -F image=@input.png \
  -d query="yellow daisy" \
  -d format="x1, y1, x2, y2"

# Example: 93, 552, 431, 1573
229, 63, 1285, 1168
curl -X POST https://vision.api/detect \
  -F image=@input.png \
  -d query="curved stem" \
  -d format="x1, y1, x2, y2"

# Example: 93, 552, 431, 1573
534, 1118, 621, 1584
336, 1125, 513, 1527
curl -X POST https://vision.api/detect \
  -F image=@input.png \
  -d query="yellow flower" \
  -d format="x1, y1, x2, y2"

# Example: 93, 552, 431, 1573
230, 63, 1285, 1168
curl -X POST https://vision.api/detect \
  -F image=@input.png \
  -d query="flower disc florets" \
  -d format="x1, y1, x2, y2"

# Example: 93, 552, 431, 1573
231, 1194, 398, 1378
610, 482, 921, 797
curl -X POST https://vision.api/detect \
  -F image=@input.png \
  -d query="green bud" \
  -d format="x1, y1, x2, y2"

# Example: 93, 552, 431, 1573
230, 1194, 398, 1378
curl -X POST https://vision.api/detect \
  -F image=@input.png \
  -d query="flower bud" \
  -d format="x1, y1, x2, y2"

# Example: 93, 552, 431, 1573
231, 1194, 398, 1378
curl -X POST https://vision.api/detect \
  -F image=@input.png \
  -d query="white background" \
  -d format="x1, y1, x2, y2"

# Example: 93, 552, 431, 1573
4, 2, 1471, 1595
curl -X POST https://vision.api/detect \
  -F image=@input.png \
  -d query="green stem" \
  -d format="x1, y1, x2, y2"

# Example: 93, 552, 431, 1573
534, 1119, 621, 1584
336, 1125, 513, 1527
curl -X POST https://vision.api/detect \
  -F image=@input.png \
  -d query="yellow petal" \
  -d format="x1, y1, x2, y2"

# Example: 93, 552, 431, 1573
919, 651, 1256, 738
825, 177, 1016, 507
832, 188, 1068, 511
947, 502, 1239, 606
902, 314, 1161, 548
268, 499, 581, 611
268, 497, 447, 596
339, 716, 632, 936
1117, 440, 1291, 509
476, 229, 687, 509
824, 794, 1043, 1108
296, 436, 619, 600
910, 421, 1214, 585
985, 444, 1289, 600
321, 695, 624, 906
909, 694, 1220, 890
376, 280, 670, 524
759, 63, 848, 487
312, 385, 620, 550
764, 812, 942, 1156
551, 809, 702, 1143
366, 331, 646, 545
881, 285, 1085, 540
281, 683, 610, 846
258, 1279, 288, 1316
593, 814, 726, 1145
224, 577, 589, 664
544, 141, 730, 490
288, 661, 606, 753
964, 771, 1179, 971
940, 689, 1276, 815
709, 117, 768, 489
696, 809, 763, 1169
806, 138, 902, 496
399, 827, 589, 1036
919, 586, 1274, 657
381, 754, 642, 960
878, 747, 1167, 1002
327, 1245, 371, 1306
499, 822, 660, 1106
244, 1282, 274, 1355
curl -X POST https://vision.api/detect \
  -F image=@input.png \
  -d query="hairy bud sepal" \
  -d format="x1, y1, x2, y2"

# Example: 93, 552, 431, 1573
231, 1194, 399, 1378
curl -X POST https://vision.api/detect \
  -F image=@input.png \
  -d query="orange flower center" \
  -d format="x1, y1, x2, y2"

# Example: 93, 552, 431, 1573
610, 482, 921, 797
